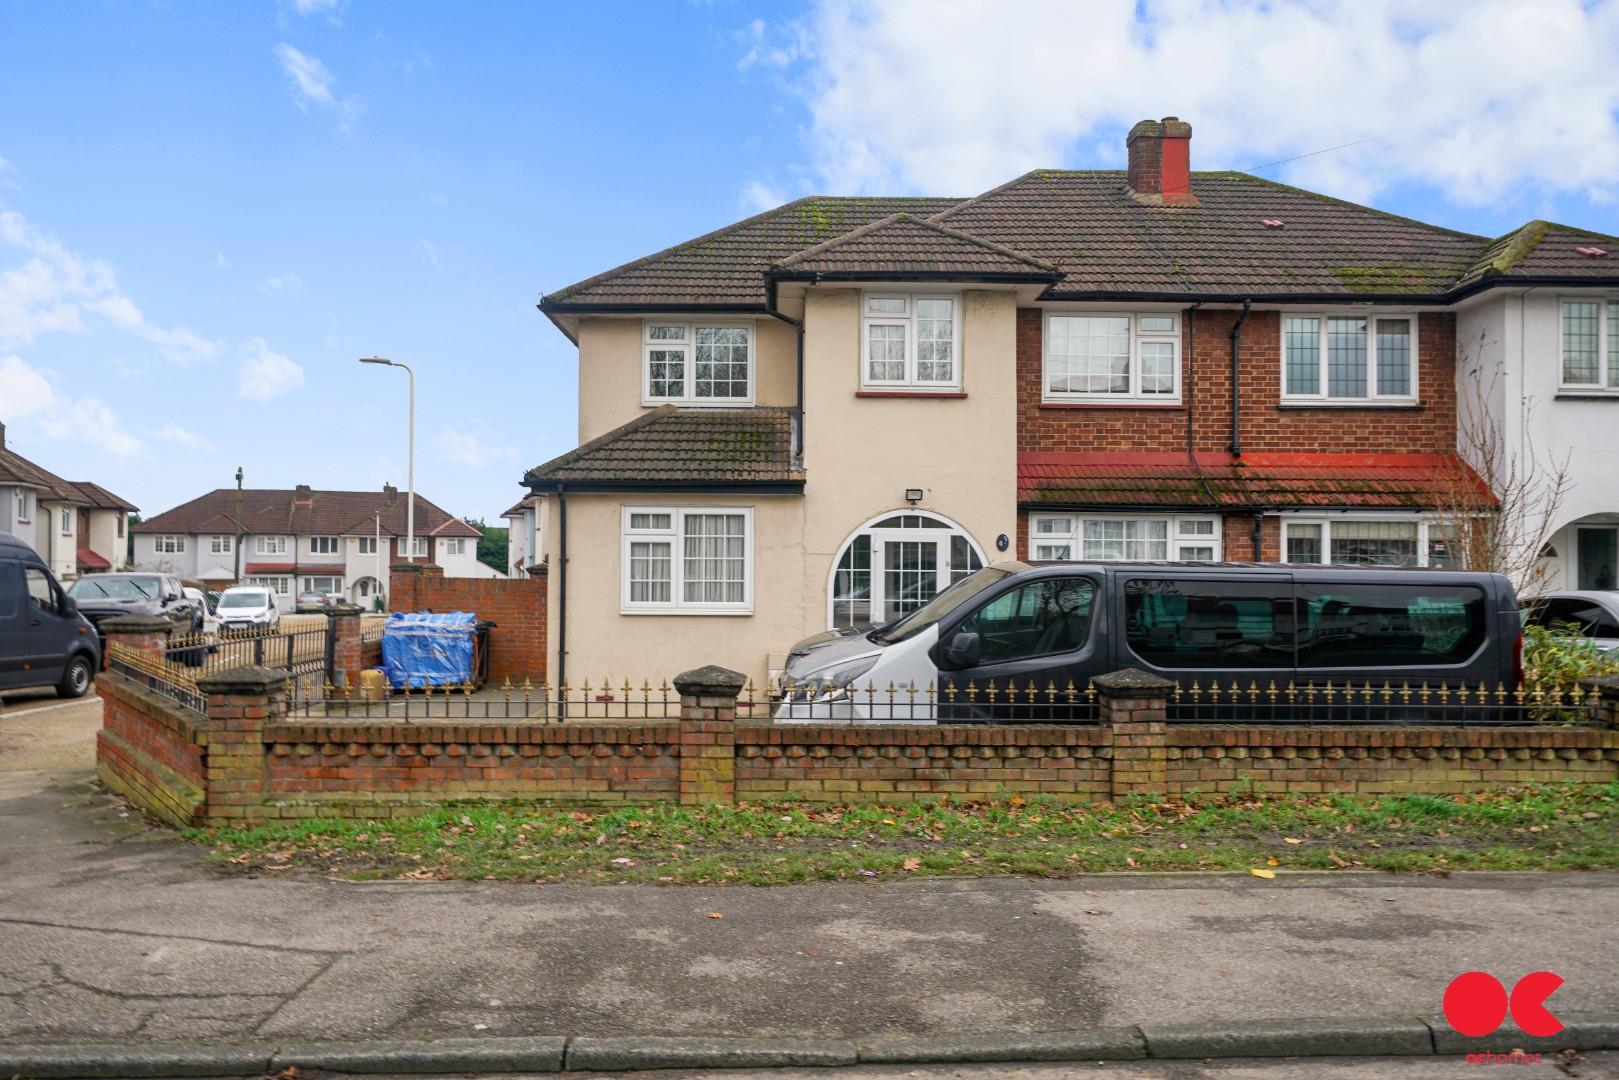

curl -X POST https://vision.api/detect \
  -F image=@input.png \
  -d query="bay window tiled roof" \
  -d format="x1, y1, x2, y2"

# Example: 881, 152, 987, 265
523, 406, 802, 491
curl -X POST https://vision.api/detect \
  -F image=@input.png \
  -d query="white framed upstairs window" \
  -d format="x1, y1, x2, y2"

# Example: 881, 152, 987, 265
14, 490, 30, 523
356, 536, 378, 555
209, 535, 232, 554
1559, 298, 1619, 391
254, 536, 287, 556
643, 321, 754, 406
60, 508, 72, 534
309, 535, 339, 554
1043, 312, 1181, 403
1282, 313, 1418, 403
155, 534, 185, 554
861, 294, 960, 391
410, 536, 429, 557
443, 538, 467, 556
1030, 514, 1220, 561
622, 506, 753, 615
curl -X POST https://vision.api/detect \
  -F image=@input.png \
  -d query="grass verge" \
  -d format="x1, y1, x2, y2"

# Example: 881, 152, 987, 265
186, 782, 1619, 885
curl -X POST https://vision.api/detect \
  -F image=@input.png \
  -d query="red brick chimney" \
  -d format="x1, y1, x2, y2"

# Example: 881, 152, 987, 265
1126, 116, 1197, 206
293, 483, 313, 508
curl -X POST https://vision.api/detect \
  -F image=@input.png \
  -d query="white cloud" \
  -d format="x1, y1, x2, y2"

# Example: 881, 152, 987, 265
739, 179, 788, 214
238, 338, 304, 400
776, 0, 1619, 205
273, 43, 363, 130
0, 355, 141, 456
291, 0, 341, 14
0, 210, 217, 362
416, 237, 440, 266
738, 17, 803, 70
259, 272, 305, 294
155, 424, 214, 449
434, 425, 517, 468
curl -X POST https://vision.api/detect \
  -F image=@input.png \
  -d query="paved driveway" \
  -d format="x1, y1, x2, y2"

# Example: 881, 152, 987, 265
1, 699, 1616, 1050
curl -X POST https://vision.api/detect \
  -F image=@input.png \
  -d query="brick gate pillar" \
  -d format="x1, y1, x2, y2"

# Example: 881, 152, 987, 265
674, 664, 744, 805
1095, 668, 1175, 799
99, 613, 174, 665
327, 602, 364, 691
197, 665, 287, 823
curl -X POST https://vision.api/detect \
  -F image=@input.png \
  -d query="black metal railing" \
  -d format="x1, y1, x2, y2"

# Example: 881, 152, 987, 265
1165, 678, 1602, 727
166, 625, 331, 680
107, 645, 207, 715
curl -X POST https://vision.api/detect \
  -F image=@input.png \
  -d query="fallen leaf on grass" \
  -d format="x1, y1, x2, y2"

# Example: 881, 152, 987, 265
1266, 857, 1279, 866
611, 857, 635, 868
706, 912, 724, 919
902, 858, 921, 872
1249, 868, 1276, 879
1328, 852, 1353, 868
1283, 837, 1303, 845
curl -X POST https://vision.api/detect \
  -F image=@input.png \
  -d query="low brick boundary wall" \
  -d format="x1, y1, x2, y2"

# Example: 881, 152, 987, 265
94, 663, 1619, 825
96, 673, 208, 827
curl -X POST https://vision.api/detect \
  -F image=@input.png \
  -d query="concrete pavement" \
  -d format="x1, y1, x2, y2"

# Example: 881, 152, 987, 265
2, 696, 1617, 1068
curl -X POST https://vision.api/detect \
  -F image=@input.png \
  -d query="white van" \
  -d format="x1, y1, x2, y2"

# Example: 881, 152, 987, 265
216, 585, 280, 634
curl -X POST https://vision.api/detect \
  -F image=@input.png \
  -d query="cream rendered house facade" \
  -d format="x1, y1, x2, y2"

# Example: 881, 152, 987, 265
527, 118, 1619, 690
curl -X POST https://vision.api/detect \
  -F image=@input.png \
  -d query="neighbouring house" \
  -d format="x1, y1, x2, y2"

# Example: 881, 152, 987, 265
0, 421, 138, 581
131, 483, 488, 609
502, 496, 545, 578
523, 115, 1618, 688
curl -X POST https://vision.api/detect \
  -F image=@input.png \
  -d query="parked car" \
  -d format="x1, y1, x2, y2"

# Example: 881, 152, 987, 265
780, 561, 1523, 723
182, 586, 220, 649
0, 531, 101, 698
66, 571, 201, 640
216, 585, 280, 633
294, 590, 338, 614
1521, 591, 1619, 653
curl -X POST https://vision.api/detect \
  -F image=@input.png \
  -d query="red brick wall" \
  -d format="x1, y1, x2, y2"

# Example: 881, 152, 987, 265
390, 565, 548, 681
265, 722, 678, 813
735, 724, 1111, 802
1016, 308, 1458, 455
96, 676, 207, 825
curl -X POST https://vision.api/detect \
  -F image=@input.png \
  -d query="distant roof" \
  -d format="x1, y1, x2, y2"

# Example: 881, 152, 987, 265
524, 405, 803, 492
1017, 451, 1493, 511
133, 487, 480, 538
539, 170, 1619, 314
0, 431, 136, 511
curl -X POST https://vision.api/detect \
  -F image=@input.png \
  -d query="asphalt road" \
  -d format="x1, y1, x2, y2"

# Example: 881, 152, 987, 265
1, 696, 1616, 1060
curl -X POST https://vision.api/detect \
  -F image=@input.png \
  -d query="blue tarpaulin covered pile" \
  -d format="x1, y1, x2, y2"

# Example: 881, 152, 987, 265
381, 611, 477, 689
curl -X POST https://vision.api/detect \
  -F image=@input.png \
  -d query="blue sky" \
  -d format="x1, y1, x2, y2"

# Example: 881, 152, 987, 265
3, 0, 1618, 526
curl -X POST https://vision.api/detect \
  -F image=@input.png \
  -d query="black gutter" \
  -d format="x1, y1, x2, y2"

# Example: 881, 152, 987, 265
763, 275, 806, 464
1036, 274, 1619, 306
524, 480, 805, 495
538, 301, 773, 315
1227, 299, 1252, 456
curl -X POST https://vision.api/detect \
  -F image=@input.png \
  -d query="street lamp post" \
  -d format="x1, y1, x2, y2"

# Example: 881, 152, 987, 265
358, 357, 415, 563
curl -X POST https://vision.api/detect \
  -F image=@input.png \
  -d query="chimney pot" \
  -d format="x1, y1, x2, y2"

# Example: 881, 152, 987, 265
1127, 116, 1197, 206
0, 420, 6, 450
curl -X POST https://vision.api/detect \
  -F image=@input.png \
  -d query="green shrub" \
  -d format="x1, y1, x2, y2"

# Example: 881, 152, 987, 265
1522, 622, 1619, 692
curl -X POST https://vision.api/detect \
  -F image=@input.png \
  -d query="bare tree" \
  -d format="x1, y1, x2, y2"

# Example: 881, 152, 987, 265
1433, 329, 1572, 595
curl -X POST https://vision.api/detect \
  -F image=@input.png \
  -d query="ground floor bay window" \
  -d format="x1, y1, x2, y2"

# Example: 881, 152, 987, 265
829, 512, 984, 629
1028, 514, 1221, 562
1280, 517, 1456, 568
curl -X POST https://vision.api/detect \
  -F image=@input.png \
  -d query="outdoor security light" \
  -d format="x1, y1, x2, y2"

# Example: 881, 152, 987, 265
904, 488, 924, 504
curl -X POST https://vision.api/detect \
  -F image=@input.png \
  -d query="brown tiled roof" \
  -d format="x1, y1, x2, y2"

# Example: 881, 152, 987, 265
1457, 220, 1619, 286
933, 170, 1486, 297
524, 406, 803, 491
1018, 452, 1492, 511
0, 438, 136, 511
771, 213, 1057, 278
542, 196, 962, 308
133, 487, 479, 538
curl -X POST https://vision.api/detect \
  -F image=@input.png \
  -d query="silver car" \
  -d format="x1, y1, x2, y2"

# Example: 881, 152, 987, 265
1521, 591, 1619, 653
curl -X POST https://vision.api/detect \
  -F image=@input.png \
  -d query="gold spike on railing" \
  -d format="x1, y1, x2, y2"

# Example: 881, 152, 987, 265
1247, 681, 1259, 705
926, 681, 937, 706
965, 679, 978, 704
907, 680, 919, 704
985, 679, 999, 705
1189, 680, 1202, 703
1209, 681, 1220, 704
1046, 679, 1059, 705
945, 681, 958, 704
1437, 682, 1450, 705
1267, 680, 1278, 704
1322, 682, 1335, 705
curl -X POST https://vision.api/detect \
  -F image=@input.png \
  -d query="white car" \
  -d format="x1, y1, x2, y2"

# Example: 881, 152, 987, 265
216, 585, 280, 634
1522, 591, 1619, 653
182, 586, 220, 648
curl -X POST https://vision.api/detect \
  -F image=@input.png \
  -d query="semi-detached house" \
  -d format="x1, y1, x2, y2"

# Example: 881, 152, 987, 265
0, 421, 137, 581
131, 484, 487, 609
524, 117, 1619, 689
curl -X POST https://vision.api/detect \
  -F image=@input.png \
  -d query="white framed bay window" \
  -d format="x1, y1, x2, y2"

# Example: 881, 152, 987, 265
1030, 514, 1220, 562
861, 293, 960, 391
1281, 313, 1417, 403
1280, 516, 1456, 567
622, 507, 753, 615
643, 321, 754, 406
1044, 312, 1180, 403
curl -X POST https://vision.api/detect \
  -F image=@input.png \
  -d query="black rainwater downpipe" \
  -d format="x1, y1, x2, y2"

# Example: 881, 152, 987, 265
1252, 513, 1263, 562
764, 277, 806, 464
1227, 299, 1252, 457
556, 483, 568, 712
1184, 303, 1201, 460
